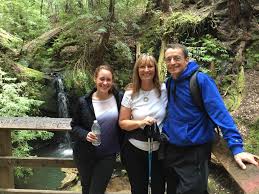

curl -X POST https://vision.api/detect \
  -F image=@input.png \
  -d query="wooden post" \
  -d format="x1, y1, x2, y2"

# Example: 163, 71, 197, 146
0, 129, 14, 188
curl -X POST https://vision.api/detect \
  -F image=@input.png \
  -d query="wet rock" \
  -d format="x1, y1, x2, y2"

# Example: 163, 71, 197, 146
59, 168, 78, 190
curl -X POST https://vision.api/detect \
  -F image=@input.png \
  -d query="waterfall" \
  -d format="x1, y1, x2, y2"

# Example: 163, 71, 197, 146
56, 76, 69, 118
54, 75, 72, 157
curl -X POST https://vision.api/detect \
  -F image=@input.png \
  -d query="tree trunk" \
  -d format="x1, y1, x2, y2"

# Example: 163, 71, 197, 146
157, 38, 167, 81
147, 0, 170, 12
228, 0, 241, 24
146, 0, 160, 12
64, 0, 72, 13
94, 0, 115, 67
108, 0, 115, 22
161, 0, 170, 12
88, 0, 94, 10
40, 0, 44, 15
77, 0, 83, 9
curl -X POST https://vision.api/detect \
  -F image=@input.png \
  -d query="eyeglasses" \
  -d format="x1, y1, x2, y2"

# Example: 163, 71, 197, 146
164, 56, 183, 63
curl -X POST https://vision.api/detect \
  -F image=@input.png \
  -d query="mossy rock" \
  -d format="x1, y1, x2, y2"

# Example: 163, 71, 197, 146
163, 11, 206, 39
138, 10, 211, 55
14, 63, 46, 82
138, 11, 164, 54
224, 66, 245, 112
11, 63, 58, 116
39, 84, 58, 117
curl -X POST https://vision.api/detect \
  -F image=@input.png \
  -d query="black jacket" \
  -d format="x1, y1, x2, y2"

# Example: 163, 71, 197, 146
70, 87, 124, 148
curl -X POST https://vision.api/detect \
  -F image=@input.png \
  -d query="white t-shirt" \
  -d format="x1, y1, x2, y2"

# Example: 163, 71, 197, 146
92, 95, 120, 155
92, 95, 117, 119
121, 83, 168, 151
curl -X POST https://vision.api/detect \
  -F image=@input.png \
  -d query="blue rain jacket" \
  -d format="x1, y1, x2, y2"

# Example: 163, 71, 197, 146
163, 61, 243, 155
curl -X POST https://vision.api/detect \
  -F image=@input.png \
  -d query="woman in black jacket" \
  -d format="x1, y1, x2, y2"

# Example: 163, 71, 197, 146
70, 65, 123, 194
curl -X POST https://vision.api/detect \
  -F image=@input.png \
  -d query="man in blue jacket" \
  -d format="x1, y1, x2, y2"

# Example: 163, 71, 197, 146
162, 43, 258, 194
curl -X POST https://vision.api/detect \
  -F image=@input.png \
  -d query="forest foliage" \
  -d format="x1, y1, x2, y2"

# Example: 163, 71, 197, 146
0, 0, 50, 40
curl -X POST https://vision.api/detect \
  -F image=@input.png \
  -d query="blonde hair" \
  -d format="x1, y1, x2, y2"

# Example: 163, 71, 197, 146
131, 54, 161, 97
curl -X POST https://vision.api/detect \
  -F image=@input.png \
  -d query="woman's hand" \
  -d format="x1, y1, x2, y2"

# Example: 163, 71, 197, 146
139, 116, 157, 129
119, 106, 157, 131
86, 131, 98, 143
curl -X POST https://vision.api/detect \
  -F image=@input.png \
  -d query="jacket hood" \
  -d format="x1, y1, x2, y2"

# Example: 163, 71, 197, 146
177, 60, 199, 81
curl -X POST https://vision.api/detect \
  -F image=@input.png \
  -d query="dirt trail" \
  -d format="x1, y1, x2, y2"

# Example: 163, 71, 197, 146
232, 69, 259, 135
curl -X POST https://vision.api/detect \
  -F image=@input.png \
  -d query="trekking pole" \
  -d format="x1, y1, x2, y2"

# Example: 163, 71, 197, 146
148, 136, 153, 194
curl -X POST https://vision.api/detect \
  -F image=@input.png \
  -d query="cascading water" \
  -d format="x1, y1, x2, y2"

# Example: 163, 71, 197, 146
54, 75, 72, 157
56, 77, 69, 118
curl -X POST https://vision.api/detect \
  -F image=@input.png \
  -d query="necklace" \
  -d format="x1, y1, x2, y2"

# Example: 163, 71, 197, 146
143, 90, 151, 102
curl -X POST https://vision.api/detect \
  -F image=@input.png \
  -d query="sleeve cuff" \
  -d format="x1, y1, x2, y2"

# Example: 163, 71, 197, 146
231, 146, 244, 155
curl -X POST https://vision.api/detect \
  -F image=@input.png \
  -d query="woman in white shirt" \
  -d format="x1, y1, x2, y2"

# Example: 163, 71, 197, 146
119, 54, 167, 194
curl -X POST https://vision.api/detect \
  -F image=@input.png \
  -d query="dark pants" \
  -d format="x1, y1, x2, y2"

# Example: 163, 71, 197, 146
73, 144, 116, 194
122, 141, 165, 194
163, 143, 211, 194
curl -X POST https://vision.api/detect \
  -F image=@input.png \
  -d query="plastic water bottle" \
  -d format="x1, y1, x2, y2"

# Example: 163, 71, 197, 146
91, 120, 101, 146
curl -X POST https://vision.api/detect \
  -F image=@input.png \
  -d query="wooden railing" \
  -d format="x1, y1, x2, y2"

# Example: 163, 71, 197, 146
0, 117, 259, 194
212, 139, 259, 194
0, 117, 79, 194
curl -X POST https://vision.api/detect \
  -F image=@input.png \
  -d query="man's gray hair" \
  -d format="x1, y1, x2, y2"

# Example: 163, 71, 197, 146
166, 43, 189, 58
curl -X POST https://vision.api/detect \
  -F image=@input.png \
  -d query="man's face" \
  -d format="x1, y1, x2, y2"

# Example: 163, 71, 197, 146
165, 48, 189, 79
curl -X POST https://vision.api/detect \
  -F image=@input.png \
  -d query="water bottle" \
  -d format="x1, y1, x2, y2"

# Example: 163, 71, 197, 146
91, 120, 101, 146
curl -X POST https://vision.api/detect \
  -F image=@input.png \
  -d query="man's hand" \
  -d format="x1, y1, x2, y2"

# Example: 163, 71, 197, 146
234, 152, 259, 169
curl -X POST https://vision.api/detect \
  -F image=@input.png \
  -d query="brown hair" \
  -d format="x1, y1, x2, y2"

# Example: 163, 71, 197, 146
131, 54, 161, 97
94, 64, 114, 94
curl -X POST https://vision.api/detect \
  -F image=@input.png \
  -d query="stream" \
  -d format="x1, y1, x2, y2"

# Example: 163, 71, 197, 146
15, 143, 72, 190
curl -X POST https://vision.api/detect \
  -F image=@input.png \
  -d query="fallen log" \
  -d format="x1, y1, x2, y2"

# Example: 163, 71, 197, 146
22, 25, 68, 55
0, 28, 22, 55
